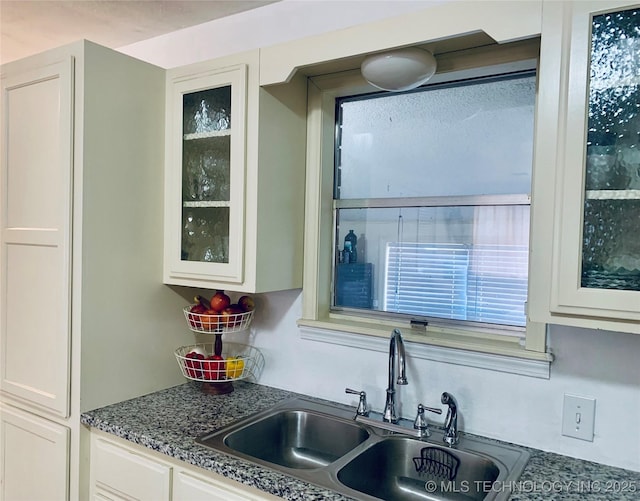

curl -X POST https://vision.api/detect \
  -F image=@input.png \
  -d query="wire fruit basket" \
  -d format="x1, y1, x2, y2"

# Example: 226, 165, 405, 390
183, 305, 254, 334
175, 343, 264, 394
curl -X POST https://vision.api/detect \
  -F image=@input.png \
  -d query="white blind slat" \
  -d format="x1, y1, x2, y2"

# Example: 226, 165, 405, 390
384, 243, 527, 327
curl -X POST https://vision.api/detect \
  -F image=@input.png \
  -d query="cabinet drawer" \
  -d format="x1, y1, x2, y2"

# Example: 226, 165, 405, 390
174, 469, 279, 501
92, 437, 171, 501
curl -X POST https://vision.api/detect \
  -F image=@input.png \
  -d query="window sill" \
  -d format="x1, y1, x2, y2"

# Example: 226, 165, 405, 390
297, 318, 552, 379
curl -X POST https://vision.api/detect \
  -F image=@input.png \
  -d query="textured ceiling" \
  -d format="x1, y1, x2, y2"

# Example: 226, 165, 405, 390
0, 0, 279, 64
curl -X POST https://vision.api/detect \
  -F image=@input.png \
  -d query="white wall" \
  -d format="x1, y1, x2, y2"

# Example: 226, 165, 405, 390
119, 0, 441, 68
119, 0, 640, 472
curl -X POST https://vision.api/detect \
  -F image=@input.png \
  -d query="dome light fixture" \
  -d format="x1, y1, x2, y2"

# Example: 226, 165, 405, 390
360, 47, 437, 92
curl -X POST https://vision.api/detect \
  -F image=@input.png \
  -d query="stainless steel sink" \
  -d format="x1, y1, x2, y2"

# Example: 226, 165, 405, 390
196, 397, 530, 501
220, 408, 370, 469
197, 398, 370, 471
338, 437, 503, 501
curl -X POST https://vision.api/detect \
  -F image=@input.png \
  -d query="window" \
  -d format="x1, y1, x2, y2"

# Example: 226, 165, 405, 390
333, 73, 534, 334
300, 40, 550, 362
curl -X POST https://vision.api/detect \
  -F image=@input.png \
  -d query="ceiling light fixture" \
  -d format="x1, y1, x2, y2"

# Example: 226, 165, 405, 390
360, 47, 438, 92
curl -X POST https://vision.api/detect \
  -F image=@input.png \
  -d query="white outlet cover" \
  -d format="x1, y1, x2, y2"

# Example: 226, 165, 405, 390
562, 394, 596, 441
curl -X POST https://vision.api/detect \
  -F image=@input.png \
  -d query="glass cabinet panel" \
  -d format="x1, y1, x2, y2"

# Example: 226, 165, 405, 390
180, 86, 232, 263
582, 7, 640, 291
165, 63, 247, 287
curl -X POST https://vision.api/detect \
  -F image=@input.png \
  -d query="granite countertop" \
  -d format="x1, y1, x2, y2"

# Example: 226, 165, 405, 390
81, 382, 640, 501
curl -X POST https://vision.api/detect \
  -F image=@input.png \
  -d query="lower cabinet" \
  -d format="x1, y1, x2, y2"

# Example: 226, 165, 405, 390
89, 431, 281, 501
0, 404, 70, 501
91, 435, 171, 501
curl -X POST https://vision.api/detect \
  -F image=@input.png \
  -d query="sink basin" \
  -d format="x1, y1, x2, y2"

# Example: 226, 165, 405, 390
221, 409, 369, 469
196, 397, 530, 501
197, 398, 370, 470
337, 437, 500, 501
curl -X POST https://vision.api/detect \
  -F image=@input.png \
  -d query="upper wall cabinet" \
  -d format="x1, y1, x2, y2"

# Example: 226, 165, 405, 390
165, 64, 247, 285
530, 0, 640, 333
163, 50, 307, 293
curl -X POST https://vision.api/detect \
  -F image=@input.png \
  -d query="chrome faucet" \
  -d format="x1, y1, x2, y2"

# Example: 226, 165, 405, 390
383, 329, 408, 423
345, 388, 370, 417
413, 403, 442, 437
441, 392, 459, 446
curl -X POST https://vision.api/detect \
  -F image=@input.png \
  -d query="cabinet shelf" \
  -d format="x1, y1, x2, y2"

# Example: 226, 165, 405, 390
592, 78, 640, 92
183, 201, 231, 208
585, 189, 640, 200
184, 130, 231, 141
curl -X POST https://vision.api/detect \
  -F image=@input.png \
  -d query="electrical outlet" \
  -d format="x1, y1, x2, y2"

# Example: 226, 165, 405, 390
562, 394, 595, 441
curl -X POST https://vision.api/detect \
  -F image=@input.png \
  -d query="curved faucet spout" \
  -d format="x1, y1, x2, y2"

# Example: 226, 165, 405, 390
441, 391, 459, 447
383, 329, 408, 423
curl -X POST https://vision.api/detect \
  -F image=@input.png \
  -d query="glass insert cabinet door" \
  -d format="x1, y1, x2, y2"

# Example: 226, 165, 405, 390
165, 65, 247, 284
582, 7, 640, 291
554, 1, 640, 320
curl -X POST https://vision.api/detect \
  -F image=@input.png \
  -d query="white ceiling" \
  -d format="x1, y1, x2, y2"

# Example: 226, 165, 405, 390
0, 0, 279, 64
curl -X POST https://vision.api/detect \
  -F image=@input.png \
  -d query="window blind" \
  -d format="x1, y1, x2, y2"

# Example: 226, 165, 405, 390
384, 243, 527, 327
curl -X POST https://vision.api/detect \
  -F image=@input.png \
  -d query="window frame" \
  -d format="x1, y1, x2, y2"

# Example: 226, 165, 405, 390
299, 39, 551, 364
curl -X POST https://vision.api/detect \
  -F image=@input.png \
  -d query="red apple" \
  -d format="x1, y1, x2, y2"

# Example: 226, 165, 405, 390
190, 303, 207, 314
238, 295, 255, 312
186, 352, 204, 379
221, 304, 243, 328
188, 303, 207, 329
203, 355, 225, 380
210, 290, 231, 313
184, 352, 198, 378
201, 309, 220, 331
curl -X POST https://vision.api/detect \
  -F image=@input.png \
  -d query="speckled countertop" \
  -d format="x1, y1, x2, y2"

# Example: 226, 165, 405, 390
81, 382, 639, 501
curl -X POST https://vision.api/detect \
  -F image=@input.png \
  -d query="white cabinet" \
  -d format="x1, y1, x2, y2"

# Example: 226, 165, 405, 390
1, 41, 189, 500
529, 0, 640, 333
163, 49, 307, 293
0, 56, 73, 416
164, 63, 247, 285
91, 436, 171, 501
0, 404, 69, 501
90, 431, 280, 501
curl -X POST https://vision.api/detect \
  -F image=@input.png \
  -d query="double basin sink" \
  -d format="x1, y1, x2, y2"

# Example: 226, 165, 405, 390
197, 397, 530, 501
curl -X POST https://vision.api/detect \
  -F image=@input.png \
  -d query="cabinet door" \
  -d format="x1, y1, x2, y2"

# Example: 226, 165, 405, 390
0, 404, 70, 501
0, 57, 73, 415
164, 65, 247, 287
93, 489, 131, 501
550, 0, 640, 322
91, 436, 171, 501
173, 469, 277, 501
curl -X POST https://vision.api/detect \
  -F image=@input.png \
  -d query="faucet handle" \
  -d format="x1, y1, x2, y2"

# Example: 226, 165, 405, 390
413, 403, 443, 437
345, 388, 370, 417
420, 404, 443, 415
